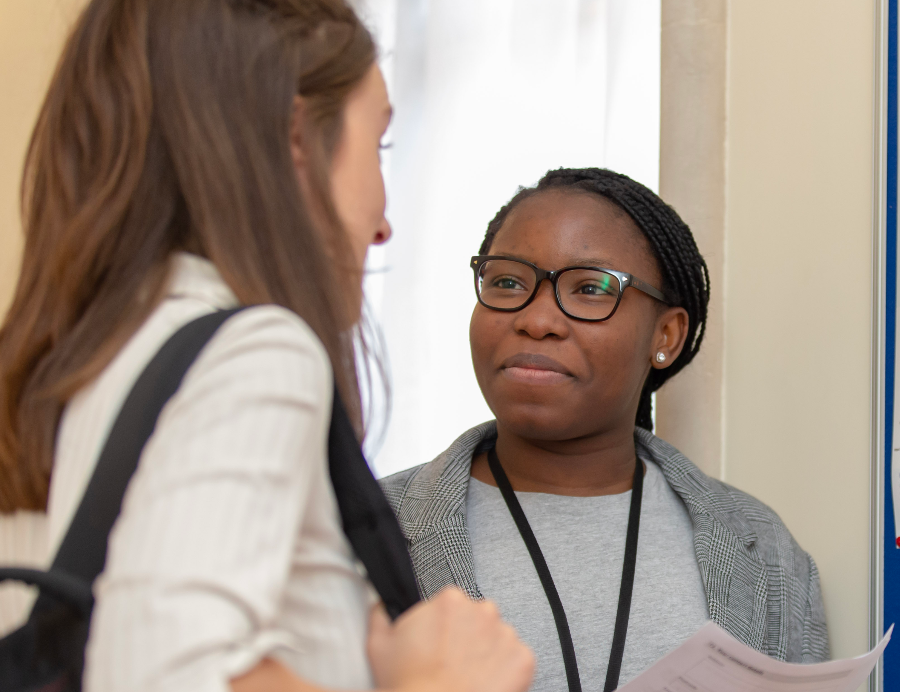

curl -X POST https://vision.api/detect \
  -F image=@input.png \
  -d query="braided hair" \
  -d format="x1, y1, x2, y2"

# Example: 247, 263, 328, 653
479, 168, 710, 431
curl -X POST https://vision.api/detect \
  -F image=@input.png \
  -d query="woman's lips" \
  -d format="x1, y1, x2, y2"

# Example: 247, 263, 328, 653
500, 354, 574, 384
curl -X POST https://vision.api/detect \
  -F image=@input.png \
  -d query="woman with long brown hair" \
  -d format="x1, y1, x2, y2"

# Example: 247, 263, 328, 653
0, 0, 534, 690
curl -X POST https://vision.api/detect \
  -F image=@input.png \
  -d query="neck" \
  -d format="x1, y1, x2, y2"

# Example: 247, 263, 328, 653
470, 422, 639, 497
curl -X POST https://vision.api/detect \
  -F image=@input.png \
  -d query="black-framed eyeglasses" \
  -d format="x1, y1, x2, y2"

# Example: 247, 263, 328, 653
471, 255, 671, 322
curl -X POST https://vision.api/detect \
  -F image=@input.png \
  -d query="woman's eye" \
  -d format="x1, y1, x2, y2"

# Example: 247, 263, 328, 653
577, 282, 614, 296
492, 277, 525, 290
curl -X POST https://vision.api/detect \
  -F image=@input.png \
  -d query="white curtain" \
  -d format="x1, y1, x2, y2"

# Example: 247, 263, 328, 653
357, 0, 661, 477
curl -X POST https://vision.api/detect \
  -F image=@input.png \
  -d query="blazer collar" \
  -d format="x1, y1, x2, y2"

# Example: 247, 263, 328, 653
633, 428, 758, 548
398, 421, 494, 542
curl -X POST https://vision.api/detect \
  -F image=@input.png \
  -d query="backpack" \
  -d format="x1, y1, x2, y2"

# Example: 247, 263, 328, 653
0, 308, 420, 692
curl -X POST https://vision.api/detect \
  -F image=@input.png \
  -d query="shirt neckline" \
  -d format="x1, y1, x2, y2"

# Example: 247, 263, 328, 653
165, 252, 240, 310
468, 459, 659, 502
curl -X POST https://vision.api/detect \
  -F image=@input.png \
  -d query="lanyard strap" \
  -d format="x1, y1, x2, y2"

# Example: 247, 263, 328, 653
487, 447, 644, 692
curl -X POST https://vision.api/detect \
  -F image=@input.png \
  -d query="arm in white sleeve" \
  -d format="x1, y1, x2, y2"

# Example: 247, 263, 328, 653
84, 306, 335, 692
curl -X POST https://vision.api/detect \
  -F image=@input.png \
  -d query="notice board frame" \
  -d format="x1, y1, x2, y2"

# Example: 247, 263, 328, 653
877, 0, 897, 690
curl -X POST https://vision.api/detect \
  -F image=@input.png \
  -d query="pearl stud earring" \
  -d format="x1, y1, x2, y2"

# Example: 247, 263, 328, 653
656, 352, 666, 363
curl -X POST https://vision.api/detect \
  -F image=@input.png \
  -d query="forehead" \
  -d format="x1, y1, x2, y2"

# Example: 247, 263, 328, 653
345, 64, 391, 126
490, 189, 660, 280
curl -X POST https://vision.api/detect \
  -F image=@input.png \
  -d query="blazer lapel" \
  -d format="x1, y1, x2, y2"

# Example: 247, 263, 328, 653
689, 511, 769, 652
408, 514, 482, 600
636, 429, 773, 655
392, 422, 495, 601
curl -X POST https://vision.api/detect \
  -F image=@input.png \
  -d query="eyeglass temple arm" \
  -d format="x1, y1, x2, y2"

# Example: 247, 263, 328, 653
627, 276, 670, 305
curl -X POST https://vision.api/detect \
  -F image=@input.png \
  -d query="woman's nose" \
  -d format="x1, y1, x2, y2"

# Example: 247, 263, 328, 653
373, 217, 392, 245
512, 280, 570, 339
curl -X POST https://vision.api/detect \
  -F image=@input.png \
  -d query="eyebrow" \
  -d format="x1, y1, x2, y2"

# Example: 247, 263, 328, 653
497, 254, 618, 269
564, 257, 617, 268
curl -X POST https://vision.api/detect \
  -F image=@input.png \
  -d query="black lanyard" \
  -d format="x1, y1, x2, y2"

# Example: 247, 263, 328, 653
487, 447, 644, 692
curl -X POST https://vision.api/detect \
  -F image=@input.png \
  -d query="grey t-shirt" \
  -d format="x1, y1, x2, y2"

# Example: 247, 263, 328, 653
466, 458, 708, 691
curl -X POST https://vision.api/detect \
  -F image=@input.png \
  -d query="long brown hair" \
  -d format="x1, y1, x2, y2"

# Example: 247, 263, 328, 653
0, 0, 376, 512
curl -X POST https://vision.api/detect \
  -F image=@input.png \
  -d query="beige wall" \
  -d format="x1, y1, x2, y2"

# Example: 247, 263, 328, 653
0, 0, 86, 631
657, 0, 727, 480
0, 0, 86, 318
660, 0, 877, 666
724, 0, 875, 664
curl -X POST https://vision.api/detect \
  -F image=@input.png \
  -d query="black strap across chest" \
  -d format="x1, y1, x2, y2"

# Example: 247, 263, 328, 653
49, 309, 249, 584
487, 447, 644, 692
327, 389, 420, 619
48, 307, 419, 619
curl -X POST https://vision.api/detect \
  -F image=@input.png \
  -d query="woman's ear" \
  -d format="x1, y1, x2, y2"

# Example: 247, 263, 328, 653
290, 95, 309, 181
290, 94, 319, 209
651, 307, 689, 369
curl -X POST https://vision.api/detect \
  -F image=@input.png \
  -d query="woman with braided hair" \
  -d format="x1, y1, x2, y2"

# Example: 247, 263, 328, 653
381, 167, 828, 692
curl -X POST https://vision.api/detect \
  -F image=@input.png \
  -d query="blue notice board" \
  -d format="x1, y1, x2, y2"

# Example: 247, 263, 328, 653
885, 0, 900, 689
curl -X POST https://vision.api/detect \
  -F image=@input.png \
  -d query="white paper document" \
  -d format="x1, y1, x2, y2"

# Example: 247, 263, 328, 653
618, 622, 893, 692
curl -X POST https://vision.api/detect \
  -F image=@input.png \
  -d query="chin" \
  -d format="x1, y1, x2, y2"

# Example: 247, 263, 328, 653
493, 402, 591, 442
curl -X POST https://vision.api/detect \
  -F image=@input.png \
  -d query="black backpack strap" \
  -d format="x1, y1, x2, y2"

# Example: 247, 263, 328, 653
328, 390, 421, 620
44, 305, 419, 621
0, 568, 94, 617
49, 308, 245, 583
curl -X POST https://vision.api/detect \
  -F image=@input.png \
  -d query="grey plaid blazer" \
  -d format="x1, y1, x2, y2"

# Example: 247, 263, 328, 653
380, 421, 829, 664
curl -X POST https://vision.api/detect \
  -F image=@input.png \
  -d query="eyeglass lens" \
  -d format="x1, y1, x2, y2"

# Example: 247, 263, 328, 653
476, 259, 621, 320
